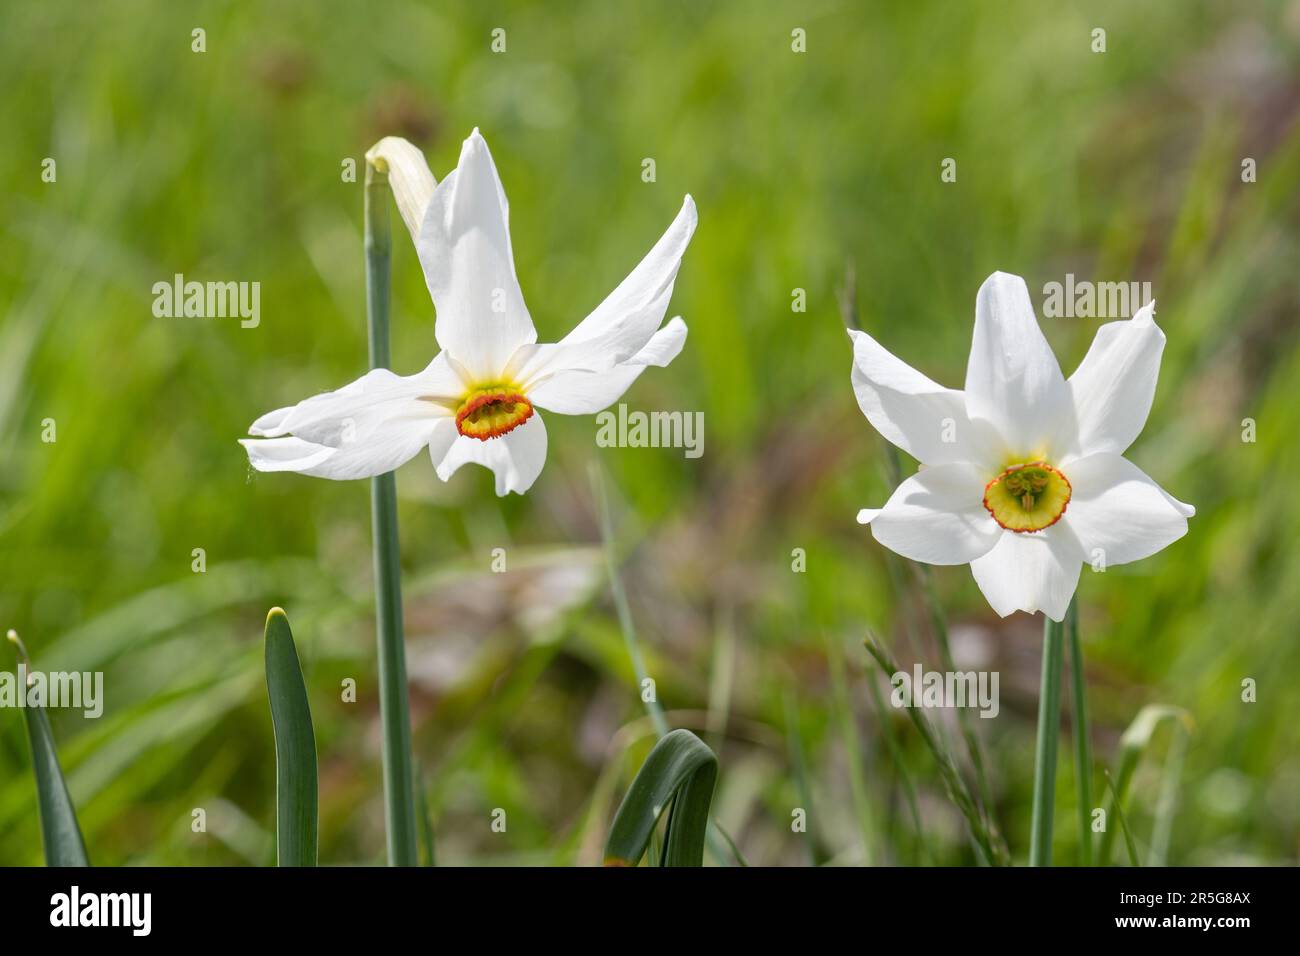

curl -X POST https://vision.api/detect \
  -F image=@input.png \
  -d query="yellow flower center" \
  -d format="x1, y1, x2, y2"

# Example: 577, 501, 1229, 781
982, 461, 1071, 533
454, 386, 534, 440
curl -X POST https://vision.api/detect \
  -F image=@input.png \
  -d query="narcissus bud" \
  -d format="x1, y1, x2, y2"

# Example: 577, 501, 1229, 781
365, 136, 437, 243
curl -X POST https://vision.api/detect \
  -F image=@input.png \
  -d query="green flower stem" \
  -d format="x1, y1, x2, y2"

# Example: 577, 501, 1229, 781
366, 164, 418, 866
1066, 597, 1093, 865
1030, 611, 1065, 866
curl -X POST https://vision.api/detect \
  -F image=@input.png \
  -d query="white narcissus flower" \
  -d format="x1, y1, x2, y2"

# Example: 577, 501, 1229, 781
851, 271, 1194, 622
240, 129, 696, 495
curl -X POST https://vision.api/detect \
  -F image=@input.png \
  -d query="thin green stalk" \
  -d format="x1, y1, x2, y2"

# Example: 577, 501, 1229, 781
888, 446, 995, 823
866, 673, 927, 863
366, 163, 418, 866
864, 636, 1008, 866
1030, 612, 1065, 866
783, 691, 823, 866
824, 631, 874, 864
592, 463, 739, 863
1105, 770, 1141, 867
590, 463, 668, 738
917, 564, 995, 823
1098, 705, 1192, 865
415, 762, 437, 867
1065, 597, 1092, 865
1149, 729, 1187, 866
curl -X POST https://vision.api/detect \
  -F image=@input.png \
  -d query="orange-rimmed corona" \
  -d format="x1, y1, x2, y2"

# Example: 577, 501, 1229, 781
454, 386, 534, 440
982, 461, 1072, 533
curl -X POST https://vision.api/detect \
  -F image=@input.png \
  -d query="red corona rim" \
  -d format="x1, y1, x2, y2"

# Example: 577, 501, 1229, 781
454, 387, 534, 440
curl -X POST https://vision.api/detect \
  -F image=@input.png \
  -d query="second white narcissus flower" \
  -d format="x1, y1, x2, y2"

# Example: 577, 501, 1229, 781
241, 129, 696, 495
851, 272, 1194, 621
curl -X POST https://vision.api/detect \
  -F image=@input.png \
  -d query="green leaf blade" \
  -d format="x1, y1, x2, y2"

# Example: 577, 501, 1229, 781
9, 630, 89, 867
25, 707, 91, 867
264, 608, 318, 867
604, 729, 718, 867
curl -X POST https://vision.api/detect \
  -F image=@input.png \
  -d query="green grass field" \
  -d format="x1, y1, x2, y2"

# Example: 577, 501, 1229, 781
1, 0, 1297, 866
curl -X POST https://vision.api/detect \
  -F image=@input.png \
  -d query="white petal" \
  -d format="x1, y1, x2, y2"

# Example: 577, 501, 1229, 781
625, 315, 688, 367
241, 416, 452, 481
365, 136, 437, 245
850, 329, 999, 469
501, 194, 695, 398
417, 129, 537, 381
1062, 302, 1165, 462
240, 436, 339, 474
557, 196, 697, 357
248, 359, 462, 443
1058, 453, 1193, 566
426, 414, 459, 468
241, 361, 460, 481
866, 463, 1002, 565
964, 272, 1071, 456
434, 412, 548, 496
528, 318, 688, 415
969, 527, 1082, 621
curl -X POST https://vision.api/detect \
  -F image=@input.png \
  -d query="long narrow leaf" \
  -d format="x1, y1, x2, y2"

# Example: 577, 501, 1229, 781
1149, 726, 1189, 866
264, 608, 317, 867
1098, 704, 1192, 866
415, 762, 437, 867
605, 729, 718, 867
8, 630, 89, 867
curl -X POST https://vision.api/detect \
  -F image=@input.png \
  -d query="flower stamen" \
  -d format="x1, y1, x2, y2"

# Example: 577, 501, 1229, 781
454, 386, 534, 440
983, 461, 1071, 533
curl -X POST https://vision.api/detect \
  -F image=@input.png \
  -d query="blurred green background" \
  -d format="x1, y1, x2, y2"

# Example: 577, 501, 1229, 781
2, 0, 1297, 865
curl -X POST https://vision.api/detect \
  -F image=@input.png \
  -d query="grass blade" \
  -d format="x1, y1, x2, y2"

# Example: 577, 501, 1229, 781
592, 463, 736, 864
886, 446, 996, 837
865, 671, 927, 863
264, 608, 317, 866
1104, 770, 1141, 867
915, 563, 996, 821
783, 691, 824, 865
1099, 704, 1193, 865
1148, 727, 1188, 867
864, 635, 1009, 866
605, 729, 718, 867
7, 630, 89, 867
825, 631, 874, 865
415, 763, 437, 867
591, 463, 668, 738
